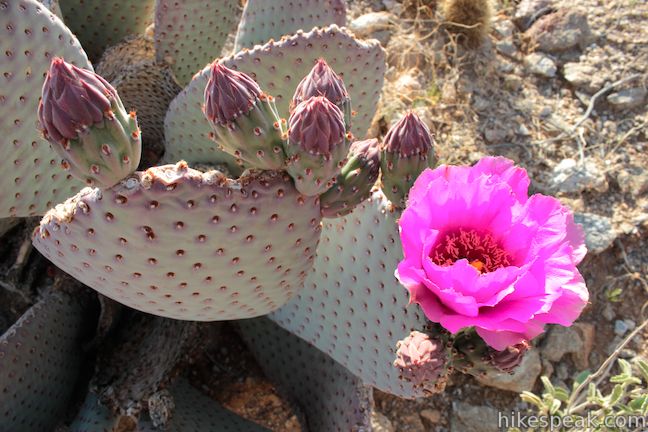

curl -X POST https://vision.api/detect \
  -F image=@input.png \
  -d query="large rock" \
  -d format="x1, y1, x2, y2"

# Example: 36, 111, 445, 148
451, 402, 499, 432
551, 158, 608, 193
525, 9, 593, 52
514, 0, 554, 30
541, 326, 583, 362
350, 12, 395, 46
563, 62, 598, 92
525, 53, 557, 77
476, 350, 542, 392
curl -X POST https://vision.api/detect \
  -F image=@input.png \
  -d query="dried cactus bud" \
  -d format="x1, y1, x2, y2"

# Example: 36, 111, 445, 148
394, 330, 448, 394
284, 96, 351, 196
320, 138, 380, 218
38, 58, 141, 189
291, 59, 351, 127
380, 112, 437, 208
488, 341, 530, 373
204, 62, 261, 125
203, 62, 285, 170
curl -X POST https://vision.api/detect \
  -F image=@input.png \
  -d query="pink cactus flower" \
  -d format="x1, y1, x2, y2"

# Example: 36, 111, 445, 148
396, 157, 589, 350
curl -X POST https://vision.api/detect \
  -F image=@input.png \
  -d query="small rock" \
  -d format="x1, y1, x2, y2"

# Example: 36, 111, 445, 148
525, 53, 557, 77
607, 88, 647, 111
525, 9, 593, 53
393, 71, 423, 94
494, 19, 516, 38
563, 62, 598, 91
477, 350, 542, 392
400, 414, 425, 432
602, 303, 616, 321
539, 106, 553, 117
616, 166, 648, 197
574, 212, 616, 254
514, 0, 553, 30
551, 158, 608, 193
484, 127, 508, 143
614, 319, 636, 336
371, 410, 395, 432
451, 402, 499, 432
573, 322, 595, 369
517, 124, 532, 136
420, 409, 442, 426
496, 40, 518, 58
382, 0, 403, 14
350, 12, 395, 46
541, 326, 583, 362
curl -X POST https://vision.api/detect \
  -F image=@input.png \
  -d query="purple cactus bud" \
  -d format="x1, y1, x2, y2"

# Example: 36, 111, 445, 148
204, 62, 262, 125
38, 57, 118, 144
394, 330, 447, 394
288, 96, 346, 157
383, 112, 434, 157
291, 58, 349, 111
488, 341, 530, 373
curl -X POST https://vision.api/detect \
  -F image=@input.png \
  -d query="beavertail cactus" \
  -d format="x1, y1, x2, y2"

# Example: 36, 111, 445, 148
204, 62, 285, 169
285, 96, 350, 196
380, 112, 437, 207
450, 329, 530, 377
38, 58, 141, 188
319, 138, 380, 218
394, 330, 449, 395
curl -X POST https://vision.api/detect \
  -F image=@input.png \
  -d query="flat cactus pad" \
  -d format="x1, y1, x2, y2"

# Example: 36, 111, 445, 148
33, 162, 321, 321
0, 0, 89, 217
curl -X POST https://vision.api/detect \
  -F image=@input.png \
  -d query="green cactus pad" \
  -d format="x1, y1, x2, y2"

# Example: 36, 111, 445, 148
0, 0, 89, 217
154, 0, 241, 87
239, 317, 373, 432
69, 392, 121, 432
0, 291, 95, 432
164, 25, 385, 168
93, 313, 198, 414
32, 162, 321, 321
270, 190, 432, 399
59, 0, 155, 61
137, 379, 270, 431
234, 0, 346, 52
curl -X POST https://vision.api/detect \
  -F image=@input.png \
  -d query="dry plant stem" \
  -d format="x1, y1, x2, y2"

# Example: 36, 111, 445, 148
540, 73, 643, 145
566, 318, 648, 415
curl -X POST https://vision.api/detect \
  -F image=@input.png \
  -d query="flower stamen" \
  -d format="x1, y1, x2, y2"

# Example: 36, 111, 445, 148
431, 228, 511, 273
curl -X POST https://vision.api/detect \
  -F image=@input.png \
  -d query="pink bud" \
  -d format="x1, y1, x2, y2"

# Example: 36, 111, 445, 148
288, 96, 346, 156
394, 330, 447, 393
291, 59, 349, 110
383, 112, 434, 157
204, 62, 262, 125
38, 58, 117, 144
489, 341, 530, 373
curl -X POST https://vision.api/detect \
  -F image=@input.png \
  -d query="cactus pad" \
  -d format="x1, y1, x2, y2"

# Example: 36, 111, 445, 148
234, 0, 346, 51
0, 0, 89, 217
270, 190, 432, 399
59, 0, 155, 61
239, 317, 373, 432
154, 0, 241, 86
164, 25, 385, 167
0, 291, 94, 431
32, 162, 321, 321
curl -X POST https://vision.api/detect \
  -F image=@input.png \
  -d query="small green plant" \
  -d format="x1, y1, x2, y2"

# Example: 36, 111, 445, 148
510, 321, 648, 432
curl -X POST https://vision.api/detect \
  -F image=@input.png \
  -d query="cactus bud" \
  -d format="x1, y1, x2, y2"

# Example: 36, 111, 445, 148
291, 59, 351, 127
394, 330, 448, 394
203, 62, 285, 170
320, 138, 380, 218
488, 341, 530, 373
380, 112, 437, 208
284, 96, 350, 196
38, 58, 141, 188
